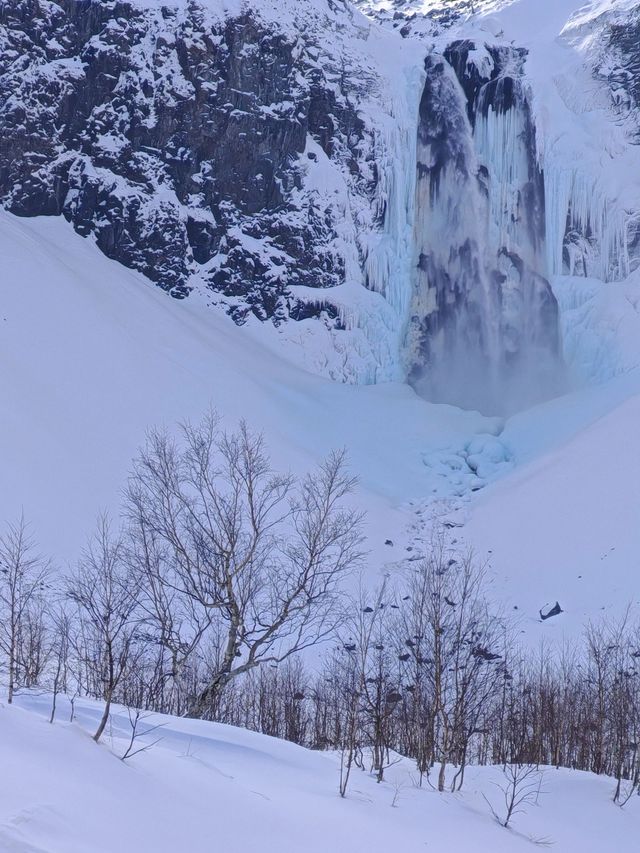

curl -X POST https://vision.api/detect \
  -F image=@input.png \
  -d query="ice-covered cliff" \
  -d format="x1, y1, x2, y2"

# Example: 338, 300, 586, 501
3, 0, 640, 411
0, 0, 425, 382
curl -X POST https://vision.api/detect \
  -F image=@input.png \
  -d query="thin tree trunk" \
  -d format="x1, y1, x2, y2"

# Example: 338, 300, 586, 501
93, 688, 113, 742
7, 632, 16, 704
94, 645, 115, 742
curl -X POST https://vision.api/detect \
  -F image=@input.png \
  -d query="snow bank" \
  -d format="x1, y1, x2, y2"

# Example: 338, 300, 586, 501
1, 692, 636, 852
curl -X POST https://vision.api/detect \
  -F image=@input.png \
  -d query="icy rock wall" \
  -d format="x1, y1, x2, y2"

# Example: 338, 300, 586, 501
0, 0, 396, 332
546, 168, 630, 282
543, 6, 640, 284
406, 41, 561, 415
0, 0, 429, 387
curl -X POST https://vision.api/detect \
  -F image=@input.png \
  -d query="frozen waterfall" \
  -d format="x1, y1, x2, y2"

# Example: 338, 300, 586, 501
405, 42, 563, 415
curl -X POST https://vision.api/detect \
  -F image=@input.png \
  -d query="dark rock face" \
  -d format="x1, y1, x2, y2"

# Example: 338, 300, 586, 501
598, 14, 640, 143
407, 42, 561, 415
0, 0, 372, 320
445, 41, 527, 121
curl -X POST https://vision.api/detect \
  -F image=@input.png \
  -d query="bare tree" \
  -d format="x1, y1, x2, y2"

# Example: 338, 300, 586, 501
126, 413, 364, 718
400, 537, 504, 791
347, 582, 400, 783
48, 604, 72, 723
334, 647, 362, 798
0, 516, 51, 703
66, 515, 141, 742
120, 707, 164, 761
484, 763, 545, 828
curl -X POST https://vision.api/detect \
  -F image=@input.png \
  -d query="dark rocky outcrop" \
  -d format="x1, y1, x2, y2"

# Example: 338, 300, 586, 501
0, 0, 373, 319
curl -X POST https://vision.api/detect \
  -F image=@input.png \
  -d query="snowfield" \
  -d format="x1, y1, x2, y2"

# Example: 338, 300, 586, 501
2, 692, 637, 853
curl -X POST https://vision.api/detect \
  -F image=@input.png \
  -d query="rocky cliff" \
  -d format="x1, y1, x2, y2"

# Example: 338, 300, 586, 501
7, 0, 640, 414
0, 0, 399, 331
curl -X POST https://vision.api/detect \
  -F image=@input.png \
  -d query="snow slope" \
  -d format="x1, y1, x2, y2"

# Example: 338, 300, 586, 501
462, 385, 640, 638
0, 210, 499, 564
4, 207, 640, 639
2, 692, 637, 853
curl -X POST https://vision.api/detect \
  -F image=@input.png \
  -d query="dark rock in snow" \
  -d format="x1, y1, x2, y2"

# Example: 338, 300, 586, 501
540, 602, 564, 621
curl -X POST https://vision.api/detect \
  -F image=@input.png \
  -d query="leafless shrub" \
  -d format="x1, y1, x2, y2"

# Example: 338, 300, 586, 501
120, 707, 165, 762
483, 763, 545, 828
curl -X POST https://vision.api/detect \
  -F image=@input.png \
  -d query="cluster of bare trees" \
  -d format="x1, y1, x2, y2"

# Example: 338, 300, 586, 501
209, 541, 511, 794
0, 414, 363, 739
0, 517, 52, 703
2, 412, 639, 807
195, 545, 640, 804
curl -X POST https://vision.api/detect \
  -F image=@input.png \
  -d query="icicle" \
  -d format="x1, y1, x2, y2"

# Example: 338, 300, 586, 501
354, 62, 426, 382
